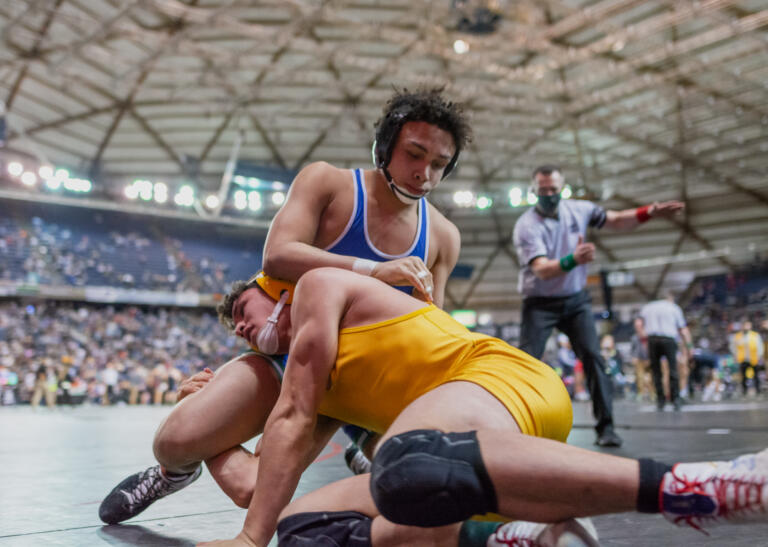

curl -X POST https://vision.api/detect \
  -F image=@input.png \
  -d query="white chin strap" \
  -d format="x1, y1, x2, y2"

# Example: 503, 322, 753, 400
255, 291, 289, 355
388, 180, 425, 205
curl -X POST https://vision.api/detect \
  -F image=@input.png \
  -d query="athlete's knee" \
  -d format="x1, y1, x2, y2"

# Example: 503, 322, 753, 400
152, 411, 200, 467
370, 429, 498, 527
276, 510, 372, 547
227, 484, 254, 509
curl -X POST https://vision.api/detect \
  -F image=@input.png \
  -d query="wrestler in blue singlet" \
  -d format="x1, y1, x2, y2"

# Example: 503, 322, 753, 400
325, 168, 430, 295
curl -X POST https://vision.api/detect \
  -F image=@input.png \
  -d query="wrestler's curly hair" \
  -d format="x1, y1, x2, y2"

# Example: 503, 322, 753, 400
216, 278, 262, 331
375, 87, 473, 152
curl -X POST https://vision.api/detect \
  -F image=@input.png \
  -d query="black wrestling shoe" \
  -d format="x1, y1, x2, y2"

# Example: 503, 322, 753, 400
595, 428, 623, 448
99, 465, 201, 524
344, 442, 372, 475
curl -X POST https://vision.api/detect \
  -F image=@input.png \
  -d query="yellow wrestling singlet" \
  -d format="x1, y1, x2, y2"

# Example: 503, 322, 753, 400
317, 305, 572, 442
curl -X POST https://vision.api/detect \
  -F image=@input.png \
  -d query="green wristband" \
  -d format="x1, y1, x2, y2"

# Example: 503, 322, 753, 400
559, 253, 577, 272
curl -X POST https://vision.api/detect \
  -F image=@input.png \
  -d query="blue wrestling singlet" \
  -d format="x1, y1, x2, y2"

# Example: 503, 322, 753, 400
324, 168, 430, 295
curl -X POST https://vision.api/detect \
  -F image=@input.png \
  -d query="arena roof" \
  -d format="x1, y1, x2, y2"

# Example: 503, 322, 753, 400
1, 0, 767, 312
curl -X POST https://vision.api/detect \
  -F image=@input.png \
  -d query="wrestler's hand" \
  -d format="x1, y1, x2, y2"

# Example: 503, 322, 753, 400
176, 367, 214, 402
649, 200, 685, 218
573, 235, 596, 264
370, 256, 433, 302
197, 531, 259, 547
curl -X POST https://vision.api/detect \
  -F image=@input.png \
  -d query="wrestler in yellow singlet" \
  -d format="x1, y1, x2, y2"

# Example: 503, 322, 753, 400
318, 304, 573, 443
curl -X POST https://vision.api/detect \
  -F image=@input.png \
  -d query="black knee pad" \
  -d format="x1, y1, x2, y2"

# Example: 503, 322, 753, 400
277, 510, 372, 547
370, 429, 498, 527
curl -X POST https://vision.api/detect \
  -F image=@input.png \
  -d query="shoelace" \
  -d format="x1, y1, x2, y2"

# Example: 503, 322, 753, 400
668, 467, 766, 533
492, 521, 542, 547
123, 467, 170, 506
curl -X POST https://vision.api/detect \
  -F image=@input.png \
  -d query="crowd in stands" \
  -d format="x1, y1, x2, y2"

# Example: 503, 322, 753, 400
0, 199, 259, 293
0, 300, 243, 407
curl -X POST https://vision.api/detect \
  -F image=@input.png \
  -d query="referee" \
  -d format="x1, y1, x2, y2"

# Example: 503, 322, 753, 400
513, 165, 684, 446
637, 292, 693, 411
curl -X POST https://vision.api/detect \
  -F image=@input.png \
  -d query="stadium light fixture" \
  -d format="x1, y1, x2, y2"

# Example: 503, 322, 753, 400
64, 178, 91, 193
234, 190, 247, 210
453, 39, 469, 54
174, 185, 195, 207
249, 191, 263, 210
205, 194, 220, 209
7, 162, 23, 177
38, 165, 54, 179
453, 190, 474, 207
20, 171, 37, 186
476, 195, 492, 210
508, 187, 523, 207
45, 177, 62, 190
271, 191, 285, 206
154, 182, 168, 203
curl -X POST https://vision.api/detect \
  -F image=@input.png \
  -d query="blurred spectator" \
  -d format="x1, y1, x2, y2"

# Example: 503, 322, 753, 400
637, 292, 693, 411
730, 320, 764, 396
600, 334, 627, 398
630, 317, 652, 402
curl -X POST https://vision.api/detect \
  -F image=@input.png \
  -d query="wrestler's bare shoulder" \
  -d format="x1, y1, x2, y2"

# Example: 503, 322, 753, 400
293, 161, 351, 193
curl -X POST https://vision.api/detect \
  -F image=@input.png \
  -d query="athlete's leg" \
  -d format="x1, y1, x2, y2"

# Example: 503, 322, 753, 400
279, 474, 462, 546
373, 385, 768, 531
153, 352, 281, 504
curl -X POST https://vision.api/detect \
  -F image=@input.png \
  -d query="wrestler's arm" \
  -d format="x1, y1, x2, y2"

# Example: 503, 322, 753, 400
240, 271, 348, 546
427, 212, 461, 308
262, 162, 352, 280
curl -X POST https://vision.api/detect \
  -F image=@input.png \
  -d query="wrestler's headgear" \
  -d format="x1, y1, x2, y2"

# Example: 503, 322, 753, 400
248, 272, 295, 354
531, 164, 565, 216
372, 107, 460, 205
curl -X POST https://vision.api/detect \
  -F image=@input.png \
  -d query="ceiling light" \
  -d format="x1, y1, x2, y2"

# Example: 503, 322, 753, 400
38, 165, 54, 179
234, 190, 247, 210
476, 196, 492, 209
453, 39, 469, 54
20, 171, 37, 186
154, 182, 168, 203
7, 162, 23, 177
453, 190, 474, 207
45, 177, 62, 190
205, 194, 220, 209
248, 191, 262, 211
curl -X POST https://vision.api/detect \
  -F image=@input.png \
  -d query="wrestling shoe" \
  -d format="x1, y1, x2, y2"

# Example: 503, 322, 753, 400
595, 427, 623, 448
487, 518, 600, 547
344, 442, 372, 475
99, 464, 202, 524
661, 448, 768, 532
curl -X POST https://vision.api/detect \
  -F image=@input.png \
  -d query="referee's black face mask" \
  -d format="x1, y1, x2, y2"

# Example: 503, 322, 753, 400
537, 193, 561, 215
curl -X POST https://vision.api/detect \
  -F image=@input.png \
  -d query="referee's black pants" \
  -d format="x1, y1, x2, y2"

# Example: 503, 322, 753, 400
647, 335, 679, 405
519, 290, 614, 435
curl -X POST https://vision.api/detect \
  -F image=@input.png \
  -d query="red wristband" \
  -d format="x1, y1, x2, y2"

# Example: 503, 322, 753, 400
636, 205, 652, 223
